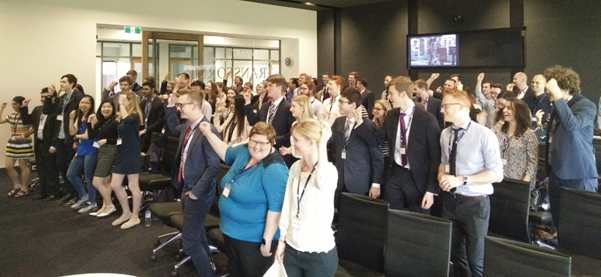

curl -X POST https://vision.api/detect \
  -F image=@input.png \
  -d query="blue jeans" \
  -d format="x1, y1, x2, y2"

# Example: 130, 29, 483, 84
67, 152, 98, 201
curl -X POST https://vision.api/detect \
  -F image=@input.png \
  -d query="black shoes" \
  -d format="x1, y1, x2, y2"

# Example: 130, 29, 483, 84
43, 195, 56, 201
33, 194, 45, 200
56, 193, 72, 203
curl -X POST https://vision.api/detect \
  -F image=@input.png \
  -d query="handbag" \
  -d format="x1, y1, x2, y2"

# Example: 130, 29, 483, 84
263, 261, 288, 277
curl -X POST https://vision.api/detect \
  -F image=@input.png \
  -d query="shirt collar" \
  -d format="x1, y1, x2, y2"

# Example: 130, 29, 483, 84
145, 95, 155, 102
272, 96, 284, 107
402, 102, 416, 116
190, 115, 204, 131
456, 118, 471, 130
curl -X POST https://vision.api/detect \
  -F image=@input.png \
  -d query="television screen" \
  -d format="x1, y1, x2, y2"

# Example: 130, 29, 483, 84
408, 34, 458, 67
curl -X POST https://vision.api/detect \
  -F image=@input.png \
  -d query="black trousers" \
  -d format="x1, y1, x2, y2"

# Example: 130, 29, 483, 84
386, 164, 429, 214
55, 139, 75, 195
548, 170, 598, 229
283, 244, 338, 277
35, 140, 59, 197
181, 192, 214, 277
223, 234, 277, 277
442, 192, 490, 277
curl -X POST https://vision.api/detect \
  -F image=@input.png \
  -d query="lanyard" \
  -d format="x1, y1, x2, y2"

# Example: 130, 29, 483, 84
95, 118, 113, 139
296, 162, 318, 218
447, 121, 472, 157
229, 158, 259, 184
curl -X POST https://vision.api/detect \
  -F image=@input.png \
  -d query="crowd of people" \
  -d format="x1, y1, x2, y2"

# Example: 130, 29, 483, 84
3, 64, 597, 277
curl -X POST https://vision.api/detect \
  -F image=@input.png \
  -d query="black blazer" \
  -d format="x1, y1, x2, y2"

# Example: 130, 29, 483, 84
43, 90, 83, 146
20, 105, 56, 150
377, 107, 441, 195
331, 117, 383, 194
141, 96, 165, 150
361, 89, 375, 120
244, 98, 294, 148
425, 96, 445, 130
518, 87, 537, 112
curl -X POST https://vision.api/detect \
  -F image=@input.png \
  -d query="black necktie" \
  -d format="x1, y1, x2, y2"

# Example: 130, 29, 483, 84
449, 127, 463, 176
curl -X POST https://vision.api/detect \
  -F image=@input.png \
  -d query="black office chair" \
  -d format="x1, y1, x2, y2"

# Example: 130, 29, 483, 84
385, 210, 452, 277
139, 136, 179, 212
557, 187, 601, 276
488, 178, 531, 243
149, 201, 184, 261
335, 192, 387, 277
483, 236, 571, 277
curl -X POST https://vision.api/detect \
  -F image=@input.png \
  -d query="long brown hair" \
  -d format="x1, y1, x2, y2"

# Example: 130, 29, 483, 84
494, 90, 517, 124
501, 99, 532, 137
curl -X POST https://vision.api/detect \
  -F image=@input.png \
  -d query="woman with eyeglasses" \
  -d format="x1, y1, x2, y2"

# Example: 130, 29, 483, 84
492, 98, 538, 188
372, 99, 392, 200
199, 121, 288, 277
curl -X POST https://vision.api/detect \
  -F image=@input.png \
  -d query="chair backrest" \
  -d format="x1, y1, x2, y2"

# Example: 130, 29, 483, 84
210, 163, 231, 217
559, 187, 601, 260
592, 138, 601, 175
385, 210, 452, 277
336, 192, 388, 272
484, 236, 571, 277
489, 178, 531, 243
160, 136, 180, 173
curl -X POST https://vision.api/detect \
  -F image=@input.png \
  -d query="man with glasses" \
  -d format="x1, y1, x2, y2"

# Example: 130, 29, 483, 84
438, 88, 503, 277
331, 87, 383, 207
244, 74, 295, 167
165, 88, 221, 277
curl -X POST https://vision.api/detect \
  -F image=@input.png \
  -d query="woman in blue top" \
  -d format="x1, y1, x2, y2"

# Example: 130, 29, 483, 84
199, 121, 288, 277
66, 95, 98, 213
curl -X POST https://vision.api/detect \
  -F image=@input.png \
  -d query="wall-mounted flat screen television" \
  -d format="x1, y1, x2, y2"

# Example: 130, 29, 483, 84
408, 34, 458, 67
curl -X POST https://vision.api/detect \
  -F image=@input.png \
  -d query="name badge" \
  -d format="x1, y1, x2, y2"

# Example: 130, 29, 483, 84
57, 115, 63, 121
341, 149, 346, 160
222, 183, 232, 198
399, 147, 406, 155
445, 164, 450, 174
93, 141, 100, 148
116, 138, 122, 145
502, 159, 507, 166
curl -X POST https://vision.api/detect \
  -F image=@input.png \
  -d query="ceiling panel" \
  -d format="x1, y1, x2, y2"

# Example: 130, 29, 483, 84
243, 0, 392, 10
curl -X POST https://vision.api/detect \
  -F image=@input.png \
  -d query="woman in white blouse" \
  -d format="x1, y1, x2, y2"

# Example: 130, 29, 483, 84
275, 118, 338, 277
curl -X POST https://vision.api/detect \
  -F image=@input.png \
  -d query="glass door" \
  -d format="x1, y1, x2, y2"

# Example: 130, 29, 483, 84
142, 32, 203, 84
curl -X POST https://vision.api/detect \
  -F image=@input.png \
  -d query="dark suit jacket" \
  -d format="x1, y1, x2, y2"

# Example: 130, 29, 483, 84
424, 96, 445, 130
20, 105, 56, 150
43, 90, 83, 147
377, 107, 441, 195
361, 89, 375, 120
165, 107, 221, 201
331, 117, 383, 194
244, 98, 294, 148
516, 86, 537, 112
548, 94, 597, 179
141, 96, 165, 151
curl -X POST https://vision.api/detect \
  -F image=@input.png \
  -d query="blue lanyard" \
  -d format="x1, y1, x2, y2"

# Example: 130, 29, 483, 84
229, 158, 259, 184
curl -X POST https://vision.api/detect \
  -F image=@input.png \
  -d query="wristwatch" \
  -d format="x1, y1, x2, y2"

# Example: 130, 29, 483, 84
462, 175, 468, 185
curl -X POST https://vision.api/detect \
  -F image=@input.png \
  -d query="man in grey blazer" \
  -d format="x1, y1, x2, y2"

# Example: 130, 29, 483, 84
165, 88, 221, 277
544, 65, 598, 228
331, 87, 383, 207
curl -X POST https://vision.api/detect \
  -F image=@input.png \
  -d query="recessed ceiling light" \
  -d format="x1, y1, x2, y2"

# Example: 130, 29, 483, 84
305, 2, 315, 5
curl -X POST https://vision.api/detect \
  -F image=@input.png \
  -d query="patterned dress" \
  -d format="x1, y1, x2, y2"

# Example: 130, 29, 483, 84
492, 125, 538, 188
6, 112, 34, 159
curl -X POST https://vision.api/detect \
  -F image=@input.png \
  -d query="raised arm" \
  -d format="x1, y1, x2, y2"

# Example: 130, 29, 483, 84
426, 73, 440, 89
19, 99, 33, 124
198, 121, 228, 161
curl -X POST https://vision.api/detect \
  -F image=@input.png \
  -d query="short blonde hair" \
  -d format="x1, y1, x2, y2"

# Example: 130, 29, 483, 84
442, 88, 471, 107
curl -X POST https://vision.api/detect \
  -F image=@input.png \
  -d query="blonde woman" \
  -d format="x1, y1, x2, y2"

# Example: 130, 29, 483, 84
110, 92, 144, 229
279, 95, 313, 157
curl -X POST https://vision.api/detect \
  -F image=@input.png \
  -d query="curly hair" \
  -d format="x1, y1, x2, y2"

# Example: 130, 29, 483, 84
543, 65, 580, 95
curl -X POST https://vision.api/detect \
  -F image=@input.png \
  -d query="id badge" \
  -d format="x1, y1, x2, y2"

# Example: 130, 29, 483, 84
116, 138, 123, 145
502, 159, 507, 166
93, 141, 100, 148
445, 164, 450, 174
399, 147, 406, 155
223, 183, 231, 198
341, 149, 346, 160
57, 115, 63, 121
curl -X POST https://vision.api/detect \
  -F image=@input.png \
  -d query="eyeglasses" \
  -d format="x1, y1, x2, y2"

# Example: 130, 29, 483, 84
373, 107, 384, 111
338, 99, 350, 104
175, 102, 194, 108
441, 103, 463, 109
248, 139, 271, 147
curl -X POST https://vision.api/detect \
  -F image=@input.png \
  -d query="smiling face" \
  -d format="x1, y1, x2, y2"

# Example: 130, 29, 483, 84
290, 100, 305, 119
248, 134, 271, 161
11, 101, 20, 112
256, 83, 265, 94
502, 101, 515, 123
387, 85, 405, 108
79, 97, 92, 114
291, 129, 312, 157
372, 102, 386, 120
101, 102, 114, 118
227, 89, 236, 102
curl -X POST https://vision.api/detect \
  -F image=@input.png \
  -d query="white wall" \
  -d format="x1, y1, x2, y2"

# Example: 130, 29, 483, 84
0, 0, 316, 167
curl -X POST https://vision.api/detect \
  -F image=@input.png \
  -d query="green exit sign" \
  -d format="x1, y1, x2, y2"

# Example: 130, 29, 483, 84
124, 26, 141, 34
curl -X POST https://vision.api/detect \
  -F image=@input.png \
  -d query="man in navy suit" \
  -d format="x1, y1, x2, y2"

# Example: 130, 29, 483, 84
378, 76, 441, 213
331, 87, 383, 206
165, 89, 221, 277
544, 65, 598, 228
244, 74, 295, 167
356, 78, 375, 120
413, 79, 444, 130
